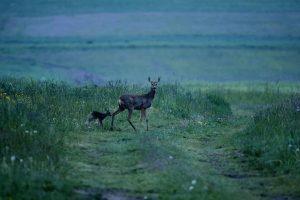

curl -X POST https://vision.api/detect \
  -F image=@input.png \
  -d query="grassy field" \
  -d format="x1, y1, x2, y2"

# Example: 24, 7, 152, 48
1, 0, 300, 199
1, 78, 300, 199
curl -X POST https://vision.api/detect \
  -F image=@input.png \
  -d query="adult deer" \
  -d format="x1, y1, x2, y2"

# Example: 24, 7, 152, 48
110, 77, 160, 131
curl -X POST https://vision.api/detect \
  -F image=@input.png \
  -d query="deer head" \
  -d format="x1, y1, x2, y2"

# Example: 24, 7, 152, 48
148, 77, 160, 90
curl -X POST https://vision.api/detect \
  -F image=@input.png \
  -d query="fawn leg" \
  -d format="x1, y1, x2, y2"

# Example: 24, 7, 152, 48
99, 120, 104, 129
127, 109, 136, 131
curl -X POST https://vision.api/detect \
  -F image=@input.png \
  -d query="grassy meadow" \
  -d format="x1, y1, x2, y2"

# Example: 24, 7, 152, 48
1, 78, 300, 199
1, 0, 300, 199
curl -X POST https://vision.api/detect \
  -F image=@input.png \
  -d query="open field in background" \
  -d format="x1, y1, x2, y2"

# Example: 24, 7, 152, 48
1, 46, 300, 84
1, 0, 300, 84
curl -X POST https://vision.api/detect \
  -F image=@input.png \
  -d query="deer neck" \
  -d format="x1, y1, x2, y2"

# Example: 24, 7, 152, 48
145, 88, 156, 100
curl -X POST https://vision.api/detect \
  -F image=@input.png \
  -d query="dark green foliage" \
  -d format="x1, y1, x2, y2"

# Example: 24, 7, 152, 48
236, 95, 300, 174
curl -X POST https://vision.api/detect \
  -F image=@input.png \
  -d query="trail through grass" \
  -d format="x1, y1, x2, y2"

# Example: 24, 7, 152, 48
66, 107, 291, 199
1, 78, 299, 199
67, 117, 257, 200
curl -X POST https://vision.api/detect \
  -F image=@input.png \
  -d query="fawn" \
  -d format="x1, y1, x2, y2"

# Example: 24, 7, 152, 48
87, 110, 111, 128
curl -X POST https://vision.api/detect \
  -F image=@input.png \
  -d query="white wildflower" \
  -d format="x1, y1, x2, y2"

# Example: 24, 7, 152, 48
20, 123, 25, 127
11, 155, 16, 162
20, 158, 23, 163
191, 179, 197, 185
197, 120, 203, 125
33, 130, 38, 134
169, 155, 173, 160
25, 130, 29, 134
189, 186, 194, 191
288, 144, 292, 148
144, 196, 148, 200
296, 106, 300, 112
296, 148, 299, 152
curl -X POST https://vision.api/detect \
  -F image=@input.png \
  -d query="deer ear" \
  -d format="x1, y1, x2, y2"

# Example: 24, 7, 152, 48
148, 77, 151, 82
157, 77, 161, 82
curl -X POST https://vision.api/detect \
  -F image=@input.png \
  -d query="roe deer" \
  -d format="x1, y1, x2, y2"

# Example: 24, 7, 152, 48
110, 77, 160, 131
87, 110, 111, 128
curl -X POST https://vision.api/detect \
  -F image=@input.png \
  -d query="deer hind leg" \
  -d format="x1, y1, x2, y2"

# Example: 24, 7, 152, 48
140, 109, 148, 131
127, 108, 136, 131
110, 107, 124, 130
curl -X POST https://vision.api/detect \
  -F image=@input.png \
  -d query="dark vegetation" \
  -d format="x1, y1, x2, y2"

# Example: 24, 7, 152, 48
0, 77, 234, 199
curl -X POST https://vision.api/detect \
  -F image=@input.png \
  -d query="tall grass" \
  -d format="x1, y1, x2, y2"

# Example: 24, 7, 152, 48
157, 83, 232, 120
0, 77, 232, 198
235, 95, 300, 175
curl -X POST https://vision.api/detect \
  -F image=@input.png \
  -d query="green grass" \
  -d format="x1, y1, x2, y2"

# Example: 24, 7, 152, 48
234, 95, 300, 196
0, 78, 233, 199
1, 0, 300, 198
1, 77, 300, 199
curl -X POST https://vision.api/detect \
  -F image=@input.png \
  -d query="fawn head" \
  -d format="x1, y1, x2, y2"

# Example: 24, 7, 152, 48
106, 109, 112, 116
148, 77, 160, 90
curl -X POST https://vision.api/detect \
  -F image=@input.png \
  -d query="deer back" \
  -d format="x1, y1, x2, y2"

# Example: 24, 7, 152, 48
119, 94, 152, 110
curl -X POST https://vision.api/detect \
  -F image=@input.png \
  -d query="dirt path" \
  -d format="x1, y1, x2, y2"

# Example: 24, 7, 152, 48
66, 115, 274, 200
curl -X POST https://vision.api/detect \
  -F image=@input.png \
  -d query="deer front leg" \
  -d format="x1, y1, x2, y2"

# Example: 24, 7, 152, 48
110, 108, 124, 130
140, 109, 145, 121
144, 110, 149, 131
127, 109, 136, 131
141, 109, 149, 131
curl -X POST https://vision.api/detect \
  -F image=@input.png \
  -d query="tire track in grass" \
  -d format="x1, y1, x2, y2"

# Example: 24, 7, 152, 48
68, 130, 150, 199
67, 119, 272, 200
